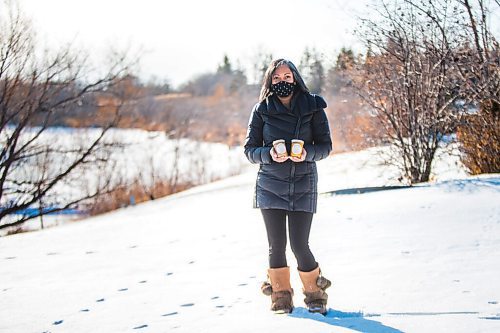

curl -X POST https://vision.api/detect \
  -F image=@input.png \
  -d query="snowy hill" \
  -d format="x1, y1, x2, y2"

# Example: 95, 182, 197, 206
1, 148, 499, 333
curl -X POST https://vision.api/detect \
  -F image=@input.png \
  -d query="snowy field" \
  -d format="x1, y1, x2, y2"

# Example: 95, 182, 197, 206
1, 147, 499, 333
1, 127, 247, 234
7, 126, 248, 189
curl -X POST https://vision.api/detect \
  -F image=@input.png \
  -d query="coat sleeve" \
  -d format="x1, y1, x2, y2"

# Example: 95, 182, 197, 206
243, 105, 272, 164
304, 101, 332, 162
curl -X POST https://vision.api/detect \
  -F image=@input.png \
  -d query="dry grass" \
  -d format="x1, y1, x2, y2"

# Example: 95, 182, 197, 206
87, 179, 196, 216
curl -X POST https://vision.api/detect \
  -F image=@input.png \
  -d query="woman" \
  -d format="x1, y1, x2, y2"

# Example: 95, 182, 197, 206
244, 59, 332, 314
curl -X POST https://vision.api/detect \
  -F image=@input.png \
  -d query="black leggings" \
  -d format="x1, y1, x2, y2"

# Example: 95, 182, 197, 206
261, 209, 317, 272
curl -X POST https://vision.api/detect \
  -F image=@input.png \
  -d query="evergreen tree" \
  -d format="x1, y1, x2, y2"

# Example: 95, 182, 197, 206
335, 47, 355, 71
299, 47, 324, 94
217, 54, 233, 74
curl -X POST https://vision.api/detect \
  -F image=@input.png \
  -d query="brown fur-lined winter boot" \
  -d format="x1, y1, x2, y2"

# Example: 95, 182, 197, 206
261, 267, 294, 314
298, 266, 331, 315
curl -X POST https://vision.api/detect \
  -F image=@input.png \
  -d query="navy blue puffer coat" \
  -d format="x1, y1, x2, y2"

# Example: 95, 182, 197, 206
244, 92, 332, 213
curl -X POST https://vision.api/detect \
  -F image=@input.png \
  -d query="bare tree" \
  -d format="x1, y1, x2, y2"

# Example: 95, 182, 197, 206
355, 0, 472, 184
166, 112, 196, 193
0, 1, 135, 230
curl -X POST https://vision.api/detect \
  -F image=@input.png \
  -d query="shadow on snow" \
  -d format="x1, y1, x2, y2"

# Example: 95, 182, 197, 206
289, 307, 404, 333
321, 176, 500, 197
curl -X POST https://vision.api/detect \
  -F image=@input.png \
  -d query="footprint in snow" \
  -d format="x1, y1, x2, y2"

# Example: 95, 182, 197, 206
162, 312, 178, 317
133, 324, 148, 329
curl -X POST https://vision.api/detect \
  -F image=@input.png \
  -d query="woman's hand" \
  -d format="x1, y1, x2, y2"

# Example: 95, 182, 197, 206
270, 147, 289, 163
289, 148, 307, 163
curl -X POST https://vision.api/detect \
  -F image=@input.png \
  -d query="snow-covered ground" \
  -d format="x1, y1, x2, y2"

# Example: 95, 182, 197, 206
1, 147, 499, 333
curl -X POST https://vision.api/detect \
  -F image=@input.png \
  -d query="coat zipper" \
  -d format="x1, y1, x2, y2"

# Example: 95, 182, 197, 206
289, 115, 302, 210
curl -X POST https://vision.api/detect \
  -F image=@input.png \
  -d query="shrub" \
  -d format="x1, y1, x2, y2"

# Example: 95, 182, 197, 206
458, 100, 500, 175
87, 179, 196, 216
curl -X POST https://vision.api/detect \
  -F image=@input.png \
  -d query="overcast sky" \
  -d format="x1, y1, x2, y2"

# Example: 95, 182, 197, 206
15, 0, 500, 88
18, 0, 371, 88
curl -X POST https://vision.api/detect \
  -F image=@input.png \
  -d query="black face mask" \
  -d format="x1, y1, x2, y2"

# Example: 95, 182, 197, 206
271, 81, 296, 97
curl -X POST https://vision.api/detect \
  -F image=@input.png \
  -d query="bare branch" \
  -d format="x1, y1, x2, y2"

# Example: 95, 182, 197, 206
0, 0, 138, 229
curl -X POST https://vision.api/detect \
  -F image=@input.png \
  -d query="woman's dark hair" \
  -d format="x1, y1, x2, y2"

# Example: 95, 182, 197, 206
259, 59, 309, 102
